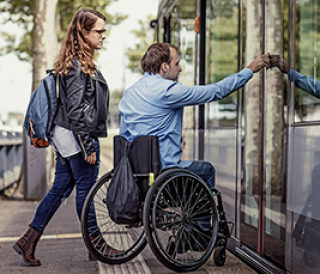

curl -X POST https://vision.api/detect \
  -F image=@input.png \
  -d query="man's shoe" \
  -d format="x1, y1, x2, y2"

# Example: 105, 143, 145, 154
12, 226, 42, 266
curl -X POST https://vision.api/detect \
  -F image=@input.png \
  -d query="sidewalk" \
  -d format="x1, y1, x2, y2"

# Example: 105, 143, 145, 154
0, 152, 115, 274
0, 193, 97, 274
0, 151, 256, 274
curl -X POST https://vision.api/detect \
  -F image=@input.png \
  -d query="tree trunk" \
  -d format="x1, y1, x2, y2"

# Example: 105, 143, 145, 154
32, 0, 59, 90
24, 0, 58, 200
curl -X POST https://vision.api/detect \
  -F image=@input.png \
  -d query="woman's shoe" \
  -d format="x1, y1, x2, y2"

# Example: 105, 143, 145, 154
12, 226, 42, 266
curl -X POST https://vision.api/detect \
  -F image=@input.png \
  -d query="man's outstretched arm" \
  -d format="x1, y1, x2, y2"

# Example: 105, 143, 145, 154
164, 54, 270, 108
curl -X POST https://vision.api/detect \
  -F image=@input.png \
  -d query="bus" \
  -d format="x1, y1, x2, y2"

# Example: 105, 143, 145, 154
155, 1, 320, 273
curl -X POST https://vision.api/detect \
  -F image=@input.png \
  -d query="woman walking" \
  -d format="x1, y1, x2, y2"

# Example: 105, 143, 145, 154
13, 8, 120, 266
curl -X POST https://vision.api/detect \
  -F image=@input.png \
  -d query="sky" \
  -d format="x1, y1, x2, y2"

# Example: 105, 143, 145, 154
0, 0, 159, 117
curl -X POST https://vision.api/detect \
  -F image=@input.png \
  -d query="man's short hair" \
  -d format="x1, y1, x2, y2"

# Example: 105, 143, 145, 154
140, 43, 178, 74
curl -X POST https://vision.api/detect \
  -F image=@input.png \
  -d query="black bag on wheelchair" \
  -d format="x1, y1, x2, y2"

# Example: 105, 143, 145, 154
106, 135, 162, 225
106, 155, 140, 225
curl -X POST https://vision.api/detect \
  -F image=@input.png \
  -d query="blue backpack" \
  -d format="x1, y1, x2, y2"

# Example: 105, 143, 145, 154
24, 70, 60, 148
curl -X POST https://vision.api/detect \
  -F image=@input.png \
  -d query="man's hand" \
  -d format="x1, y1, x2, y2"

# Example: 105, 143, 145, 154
247, 54, 271, 73
270, 55, 289, 74
85, 152, 97, 165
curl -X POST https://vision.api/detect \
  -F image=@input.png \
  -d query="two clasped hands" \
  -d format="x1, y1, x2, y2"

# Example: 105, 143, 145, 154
247, 53, 288, 74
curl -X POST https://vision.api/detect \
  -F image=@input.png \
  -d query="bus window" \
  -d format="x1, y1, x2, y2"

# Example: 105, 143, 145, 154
206, 0, 239, 128
294, 2, 320, 122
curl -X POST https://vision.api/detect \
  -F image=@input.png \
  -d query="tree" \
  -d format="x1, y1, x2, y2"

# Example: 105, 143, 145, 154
32, 0, 59, 91
0, 0, 127, 200
126, 14, 156, 73
22, 0, 59, 200
0, 0, 128, 63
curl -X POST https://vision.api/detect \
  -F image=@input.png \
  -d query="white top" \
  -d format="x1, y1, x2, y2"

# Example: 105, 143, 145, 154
50, 125, 81, 158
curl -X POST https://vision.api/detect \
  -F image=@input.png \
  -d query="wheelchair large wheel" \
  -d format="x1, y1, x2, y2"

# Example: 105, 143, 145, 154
81, 171, 147, 264
144, 169, 218, 272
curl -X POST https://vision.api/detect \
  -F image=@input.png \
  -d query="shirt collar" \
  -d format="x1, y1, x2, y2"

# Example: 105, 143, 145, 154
144, 72, 165, 80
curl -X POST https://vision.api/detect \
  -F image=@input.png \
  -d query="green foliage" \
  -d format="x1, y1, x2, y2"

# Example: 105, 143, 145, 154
211, 0, 235, 19
56, 0, 128, 43
0, 0, 33, 61
209, 0, 238, 115
0, 0, 128, 62
294, 0, 320, 120
209, 0, 238, 84
181, 0, 196, 19
126, 14, 157, 73
207, 0, 238, 127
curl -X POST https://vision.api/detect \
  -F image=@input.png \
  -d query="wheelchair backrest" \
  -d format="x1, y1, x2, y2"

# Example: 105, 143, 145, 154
113, 135, 162, 198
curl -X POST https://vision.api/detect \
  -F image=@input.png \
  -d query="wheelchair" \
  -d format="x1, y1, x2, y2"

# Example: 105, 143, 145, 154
81, 135, 232, 272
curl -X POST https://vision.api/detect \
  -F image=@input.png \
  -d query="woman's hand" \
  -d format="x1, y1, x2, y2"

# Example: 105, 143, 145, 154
85, 152, 97, 165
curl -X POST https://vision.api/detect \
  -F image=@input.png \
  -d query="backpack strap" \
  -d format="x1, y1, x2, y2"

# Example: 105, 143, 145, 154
56, 75, 59, 99
46, 68, 59, 99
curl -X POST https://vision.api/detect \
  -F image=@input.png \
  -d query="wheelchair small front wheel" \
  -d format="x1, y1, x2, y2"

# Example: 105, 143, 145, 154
81, 171, 147, 264
213, 246, 226, 267
144, 169, 219, 272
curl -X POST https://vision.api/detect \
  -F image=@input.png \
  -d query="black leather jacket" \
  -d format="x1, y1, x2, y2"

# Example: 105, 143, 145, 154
54, 59, 109, 158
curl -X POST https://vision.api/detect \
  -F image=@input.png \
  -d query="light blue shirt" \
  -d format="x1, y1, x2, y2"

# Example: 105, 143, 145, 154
289, 69, 320, 98
119, 68, 253, 169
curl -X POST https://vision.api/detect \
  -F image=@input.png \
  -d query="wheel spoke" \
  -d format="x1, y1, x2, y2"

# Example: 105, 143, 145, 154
163, 185, 180, 208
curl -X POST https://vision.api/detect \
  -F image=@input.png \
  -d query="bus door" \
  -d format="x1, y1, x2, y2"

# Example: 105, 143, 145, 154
239, 0, 287, 268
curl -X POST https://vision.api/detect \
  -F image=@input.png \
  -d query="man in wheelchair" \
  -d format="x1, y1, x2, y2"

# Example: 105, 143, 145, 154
118, 42, 269, 253
119, 42, 268, 192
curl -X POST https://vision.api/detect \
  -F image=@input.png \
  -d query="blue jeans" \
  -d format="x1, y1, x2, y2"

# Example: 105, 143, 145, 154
30, 139, 100, 234
184, 160, 215, 231
184, 160, 215, 189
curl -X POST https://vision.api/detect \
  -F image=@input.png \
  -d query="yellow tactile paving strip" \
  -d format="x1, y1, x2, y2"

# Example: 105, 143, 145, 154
0, 232, 83, 243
